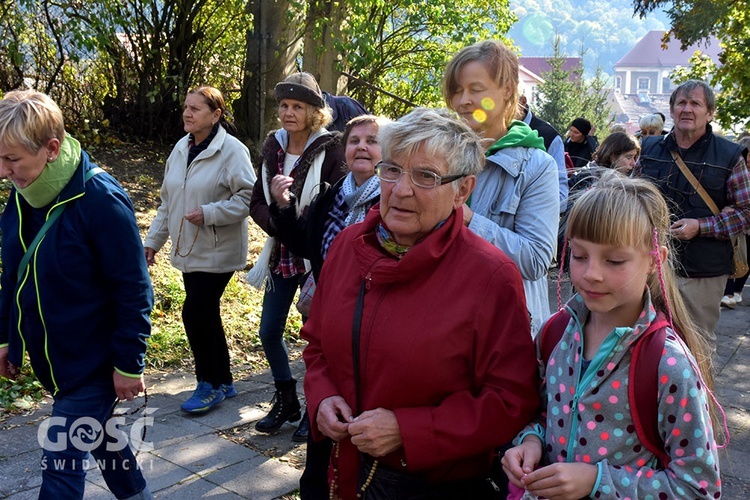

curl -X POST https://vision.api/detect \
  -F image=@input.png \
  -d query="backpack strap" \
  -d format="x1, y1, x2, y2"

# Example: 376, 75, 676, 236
541, 309, 673, 468
629, 313, 671, 468
539, 310, 572, 368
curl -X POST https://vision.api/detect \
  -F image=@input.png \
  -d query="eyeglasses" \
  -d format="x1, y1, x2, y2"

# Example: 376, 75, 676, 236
375, 161, 465, 189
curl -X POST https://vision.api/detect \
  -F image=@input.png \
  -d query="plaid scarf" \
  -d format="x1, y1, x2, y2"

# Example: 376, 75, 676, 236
321, 174, 380, 259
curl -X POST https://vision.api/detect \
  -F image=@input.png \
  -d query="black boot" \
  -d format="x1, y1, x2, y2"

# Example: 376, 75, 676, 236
255, 379, 301, 433
292, 408, 310, 442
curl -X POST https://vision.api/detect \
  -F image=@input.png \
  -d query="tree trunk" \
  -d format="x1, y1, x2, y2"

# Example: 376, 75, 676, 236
302, 0, 345, 94
236, 0, 302, 152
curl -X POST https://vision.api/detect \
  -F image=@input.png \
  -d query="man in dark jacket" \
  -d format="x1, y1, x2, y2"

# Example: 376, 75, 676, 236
564, 117, 598, 169
519, 95, 567, 214
323, 91, 369, 132
639, 80, 750, 355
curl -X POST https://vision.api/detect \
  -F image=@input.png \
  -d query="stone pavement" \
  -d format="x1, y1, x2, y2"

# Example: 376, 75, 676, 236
1, 291, 749, 499
0, 361, 308, 499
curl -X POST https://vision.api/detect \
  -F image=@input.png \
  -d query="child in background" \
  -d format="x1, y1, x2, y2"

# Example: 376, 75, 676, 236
502, 172, 723, 499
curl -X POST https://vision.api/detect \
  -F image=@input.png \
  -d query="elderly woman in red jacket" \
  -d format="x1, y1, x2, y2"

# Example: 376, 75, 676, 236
302, 107, 540, 499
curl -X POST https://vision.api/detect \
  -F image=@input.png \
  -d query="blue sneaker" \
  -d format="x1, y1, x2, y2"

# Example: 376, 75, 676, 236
220, 383, 237, 398
181, 381, 225, 413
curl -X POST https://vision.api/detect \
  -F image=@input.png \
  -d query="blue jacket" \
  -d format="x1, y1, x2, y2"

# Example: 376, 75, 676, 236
0, 152, 153, 395
468, 134, 559, 335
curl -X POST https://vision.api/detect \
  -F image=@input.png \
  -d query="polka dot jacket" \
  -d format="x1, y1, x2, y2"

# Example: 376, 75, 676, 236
518, 291, 720, 499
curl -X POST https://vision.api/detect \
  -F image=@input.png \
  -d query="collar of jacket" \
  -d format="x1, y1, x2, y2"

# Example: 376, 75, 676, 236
661, 123, 713, 153
347, 204, 465, 286
484, 143, 537, 178
52, 150, 97, 204
177, 124, 227, 161
261, 128, 340, 164
563, 287, 660, 346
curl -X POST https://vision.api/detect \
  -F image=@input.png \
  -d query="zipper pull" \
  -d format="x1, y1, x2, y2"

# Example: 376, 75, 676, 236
364, 272, 372, 290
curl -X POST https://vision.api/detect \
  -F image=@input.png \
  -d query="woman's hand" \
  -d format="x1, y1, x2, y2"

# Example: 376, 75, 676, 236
521, 462, 598, 500
270, 175, 294, 208
113, 370, 145, 402
317, 396, 354, 442
185, 207, 205, 226
144, 247, 157, 266
501, 435, 543, 487
0, 346, 19, 380
348, 408, 403, 457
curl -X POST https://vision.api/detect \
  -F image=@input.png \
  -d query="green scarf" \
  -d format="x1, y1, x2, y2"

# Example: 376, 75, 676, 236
484, 120, 545, 157
15, 136, 82, 208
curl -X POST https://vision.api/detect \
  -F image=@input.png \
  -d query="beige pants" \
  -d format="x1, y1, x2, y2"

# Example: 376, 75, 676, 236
676, 275, 728, 357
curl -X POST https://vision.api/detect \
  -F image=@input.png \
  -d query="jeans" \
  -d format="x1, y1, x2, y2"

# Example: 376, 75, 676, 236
258, 272, 304, 381
182, 271, 234, 387
39, 381, 151, 499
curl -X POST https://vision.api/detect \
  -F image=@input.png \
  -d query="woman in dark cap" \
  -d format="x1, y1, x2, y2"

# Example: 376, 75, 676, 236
247, 72, 346, 440
564, 117, 599, 169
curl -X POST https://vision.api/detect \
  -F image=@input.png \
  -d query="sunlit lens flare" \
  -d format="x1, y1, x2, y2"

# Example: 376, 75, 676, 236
481, 97, 496, 111
472, 109, 487, 123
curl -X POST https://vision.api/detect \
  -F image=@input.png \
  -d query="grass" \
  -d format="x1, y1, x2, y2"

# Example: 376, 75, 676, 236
145, 240, 305, 372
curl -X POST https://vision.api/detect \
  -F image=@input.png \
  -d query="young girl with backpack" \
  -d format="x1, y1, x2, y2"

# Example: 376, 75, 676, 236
502, 172, 724, 499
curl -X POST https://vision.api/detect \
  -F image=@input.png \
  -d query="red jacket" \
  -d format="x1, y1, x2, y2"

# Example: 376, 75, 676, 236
302, 206, 540, 499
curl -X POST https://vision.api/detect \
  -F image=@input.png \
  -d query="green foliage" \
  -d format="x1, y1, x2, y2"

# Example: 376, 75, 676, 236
0, 362, 45, 413
533, 36, 613, 137
634, 0, 750, 129
142, 238, 302, 371
0, 0, 251, 140
669, 52, 716, 85
331, 0, 517, 117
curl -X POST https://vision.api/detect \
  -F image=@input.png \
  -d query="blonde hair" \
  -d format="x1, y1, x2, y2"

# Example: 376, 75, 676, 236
0, 90, 65, 153
565, 172, 718, 432
639, 113, 664, 132
305, 103, 333, 132
443, 40, 519, 129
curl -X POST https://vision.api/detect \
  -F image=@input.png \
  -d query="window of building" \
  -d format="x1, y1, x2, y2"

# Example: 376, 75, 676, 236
637, 78, 650, 92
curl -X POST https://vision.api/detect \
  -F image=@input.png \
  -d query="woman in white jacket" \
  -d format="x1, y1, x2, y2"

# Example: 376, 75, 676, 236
144, 86, 256, 413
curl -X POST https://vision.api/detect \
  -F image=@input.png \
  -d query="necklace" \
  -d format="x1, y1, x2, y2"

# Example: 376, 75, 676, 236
174, 217, 200, 257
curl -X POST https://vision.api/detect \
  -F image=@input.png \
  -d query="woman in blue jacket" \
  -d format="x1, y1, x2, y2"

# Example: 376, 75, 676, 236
444, 40, 559, 335
0, 90, 153, 499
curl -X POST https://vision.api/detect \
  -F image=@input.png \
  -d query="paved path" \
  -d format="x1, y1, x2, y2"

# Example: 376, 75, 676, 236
1, 289, 748, 498
0, 363, 308, 499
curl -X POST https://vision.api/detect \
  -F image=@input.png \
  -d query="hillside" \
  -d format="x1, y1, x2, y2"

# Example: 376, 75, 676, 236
509, 0, 671, 77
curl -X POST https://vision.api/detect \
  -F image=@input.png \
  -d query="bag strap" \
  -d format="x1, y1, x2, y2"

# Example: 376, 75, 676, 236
670, 150, 720, 215
629, 312, 671, 468
16, 167, 103, 281
541, 309, 672, 467
351, 279, 367, 414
